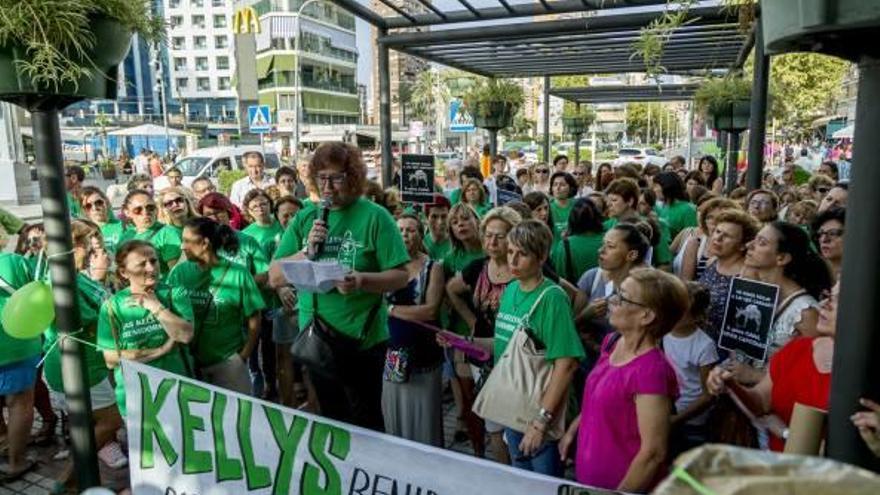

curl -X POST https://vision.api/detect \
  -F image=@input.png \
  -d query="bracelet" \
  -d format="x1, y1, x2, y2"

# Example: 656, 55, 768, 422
388, 304, 395, 316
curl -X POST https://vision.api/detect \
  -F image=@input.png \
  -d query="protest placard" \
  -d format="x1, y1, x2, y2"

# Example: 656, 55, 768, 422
400, 154, 435, 204
718, 278, 780, 363
123, 361, 606, 495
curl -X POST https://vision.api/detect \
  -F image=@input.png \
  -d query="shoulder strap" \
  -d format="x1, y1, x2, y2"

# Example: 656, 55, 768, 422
564, 238, 575, 283
0, 276, 15, 296
107, 302, 123, 359
775, 289, 809, 318
520, 284, 563, 329
602, 332, 622, 354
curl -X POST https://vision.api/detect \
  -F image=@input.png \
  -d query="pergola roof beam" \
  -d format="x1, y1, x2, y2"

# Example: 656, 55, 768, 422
375, 0, 419, 24
474, 56, 736, 71
423, 40, 745, 62
414, 0, 448, 21
496, 0, 516, 14
328, 0, 388, 28
455, 0, 482, 19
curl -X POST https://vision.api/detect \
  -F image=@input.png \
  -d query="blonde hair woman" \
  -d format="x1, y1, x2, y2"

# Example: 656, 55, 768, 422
152, 186, 199, 272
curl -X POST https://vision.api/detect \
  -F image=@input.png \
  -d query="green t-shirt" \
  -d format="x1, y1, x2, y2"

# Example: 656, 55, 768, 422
550, 199, 574, 238
67, 192, 82, 219
96, 284, 194, 416
44, 274, 111, 392
274, 197, 410, 348
220, 231, 270, 276
493, 279, 585, 363
449, 188, 462, 205
550, 231, 604, 283
242, 221, 284, 260
167, 259, 266, 367
151, 224, 184, 271
424, 233, 452, 262
442, 247, 485, 276
100, 219, 128, 254
657, 200, 698, 241
0, 254, 39, 366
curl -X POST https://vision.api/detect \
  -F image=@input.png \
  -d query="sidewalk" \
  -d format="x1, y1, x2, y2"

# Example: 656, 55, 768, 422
3, 176, 122, 223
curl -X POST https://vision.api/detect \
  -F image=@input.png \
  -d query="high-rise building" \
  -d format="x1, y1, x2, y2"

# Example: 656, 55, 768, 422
250, 0, 360, 133
369, 0, 430, 127
165, 0, 238, 122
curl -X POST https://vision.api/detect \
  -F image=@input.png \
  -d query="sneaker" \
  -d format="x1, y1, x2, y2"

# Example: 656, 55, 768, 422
97, 441, 129, 469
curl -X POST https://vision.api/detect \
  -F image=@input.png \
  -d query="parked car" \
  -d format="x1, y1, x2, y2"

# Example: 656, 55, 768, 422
153, 146, 281, 190
613, 147, 667, 167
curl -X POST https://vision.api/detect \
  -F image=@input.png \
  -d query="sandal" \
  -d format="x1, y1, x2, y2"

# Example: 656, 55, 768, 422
0, 458, 37, 483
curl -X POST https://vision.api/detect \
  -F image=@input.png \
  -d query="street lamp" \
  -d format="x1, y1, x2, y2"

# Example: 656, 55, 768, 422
293, 0, 323, 159
152, 43, 171, 159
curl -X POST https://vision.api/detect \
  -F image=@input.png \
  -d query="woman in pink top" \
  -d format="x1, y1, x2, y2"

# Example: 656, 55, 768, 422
559, 268, 686, 492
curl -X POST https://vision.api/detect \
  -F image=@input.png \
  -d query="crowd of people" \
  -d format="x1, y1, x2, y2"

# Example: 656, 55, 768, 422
1, 140, 879, 493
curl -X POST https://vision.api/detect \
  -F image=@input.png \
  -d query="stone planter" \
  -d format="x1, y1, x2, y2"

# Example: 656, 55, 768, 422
710, 100, 751, 133
472, 101, 516, 130
763, 0, 880, 61
0, 16, 132, 107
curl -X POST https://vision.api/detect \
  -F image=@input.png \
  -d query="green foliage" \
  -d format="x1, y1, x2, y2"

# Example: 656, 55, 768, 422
410, 70, 450, 124
500, 114, 536, 141
630, 0, 698, 79
0, 0, 164, 91
219, 170, 247, 196
562, 103, 596, 121
551, 75, 589, 88
625, 102, 681, 144
694, 77, 752, 115
462, 78, 525, 115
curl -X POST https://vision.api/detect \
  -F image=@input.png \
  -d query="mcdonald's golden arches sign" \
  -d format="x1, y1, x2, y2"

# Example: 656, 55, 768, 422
233, 7, 261, 34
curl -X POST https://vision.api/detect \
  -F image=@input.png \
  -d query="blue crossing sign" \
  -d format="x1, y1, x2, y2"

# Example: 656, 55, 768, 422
248, 105, 272, 133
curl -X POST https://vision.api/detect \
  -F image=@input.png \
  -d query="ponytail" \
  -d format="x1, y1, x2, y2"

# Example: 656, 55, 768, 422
185, 217, 240, 255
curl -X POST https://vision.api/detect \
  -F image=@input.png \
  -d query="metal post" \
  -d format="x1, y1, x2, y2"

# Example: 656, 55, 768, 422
590, 128, 596, 164
293, 11, 301, 160
32, 109, 100, 489
686, 103, 695, 168
747, 21, 770, 192
489, 129, 498, 158
543, 75, 550, 163
573, 103, 580, 165
646, 104, 652, 145
725, 131, 740, 193
378, 31, 393, 187
828, 56, 880, 472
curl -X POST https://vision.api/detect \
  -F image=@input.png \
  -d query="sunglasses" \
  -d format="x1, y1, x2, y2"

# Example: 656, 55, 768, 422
163, 197, 185, 209
131, 204, 157, 215
83, 198, 105, 211
535, 169, 550, 174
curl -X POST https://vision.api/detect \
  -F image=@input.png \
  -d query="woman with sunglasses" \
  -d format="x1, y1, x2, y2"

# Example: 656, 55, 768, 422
572, 161, 593, 197
118, 189, 163, 251
530, 163, 552, 194
561, 268, 687, 492
97, 240, 195, 416
168, 218, 266, 393
268, 142, 410, 431
79, 186, 125, 253
43, 221, 126, 482
152, 187, 199, 272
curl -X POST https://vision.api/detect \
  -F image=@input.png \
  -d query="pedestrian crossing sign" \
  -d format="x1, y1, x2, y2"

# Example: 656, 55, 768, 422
248, 105, 272, 133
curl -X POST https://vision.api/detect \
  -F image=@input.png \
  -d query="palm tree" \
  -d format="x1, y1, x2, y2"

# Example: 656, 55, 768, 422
410, 69, 451, 135
393, 81, 413, 126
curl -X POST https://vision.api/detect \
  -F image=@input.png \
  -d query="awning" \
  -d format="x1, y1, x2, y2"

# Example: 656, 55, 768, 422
302, 91, 359, 115
274, 54, 296, 72
256, 56, 274, 79
833, 124, 854, 139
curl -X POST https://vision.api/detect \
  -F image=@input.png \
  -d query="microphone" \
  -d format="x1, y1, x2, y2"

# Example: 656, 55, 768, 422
312, 198, 331, 259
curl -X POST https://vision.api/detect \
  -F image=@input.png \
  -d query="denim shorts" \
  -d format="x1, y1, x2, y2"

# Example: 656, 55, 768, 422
48, 377, 117, 410
0, 356, 40, 396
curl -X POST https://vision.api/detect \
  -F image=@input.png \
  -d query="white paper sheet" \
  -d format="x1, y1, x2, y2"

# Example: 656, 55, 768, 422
280, 259, 348, 293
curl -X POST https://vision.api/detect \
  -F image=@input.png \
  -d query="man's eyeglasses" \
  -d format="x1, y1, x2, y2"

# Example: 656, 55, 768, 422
83, 199, 105, 211
131, 204, 157, 215
316, 173, 346, 186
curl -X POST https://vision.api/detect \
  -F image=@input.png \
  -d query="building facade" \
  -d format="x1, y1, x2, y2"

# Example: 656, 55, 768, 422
165, 0, 238, 122
251, 0, 360, 133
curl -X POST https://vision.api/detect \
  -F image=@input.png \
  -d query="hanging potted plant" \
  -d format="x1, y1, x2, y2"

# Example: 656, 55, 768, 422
562, 103, 596, 136
762, 0, 880, 62
463, 78, 524, 130
694, 77, 752, 133
0, 1, 164, 107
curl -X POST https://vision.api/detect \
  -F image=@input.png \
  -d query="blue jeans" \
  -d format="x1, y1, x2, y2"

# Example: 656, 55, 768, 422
503, 428, 563, 477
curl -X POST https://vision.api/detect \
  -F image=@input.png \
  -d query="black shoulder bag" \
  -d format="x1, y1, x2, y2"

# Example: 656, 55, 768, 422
291, 293, 381, 379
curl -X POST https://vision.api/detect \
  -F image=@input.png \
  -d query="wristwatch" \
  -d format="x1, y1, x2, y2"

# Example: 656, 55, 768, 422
537, 407, 554, 424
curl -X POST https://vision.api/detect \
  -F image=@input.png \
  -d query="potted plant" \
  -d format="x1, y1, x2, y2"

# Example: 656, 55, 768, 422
694, 77, 752, 133
99, 158, 117, 180
463, 79, 524, 130
0, 1, 164, 106
562, 103, 596, 136
762, 0, 880, 62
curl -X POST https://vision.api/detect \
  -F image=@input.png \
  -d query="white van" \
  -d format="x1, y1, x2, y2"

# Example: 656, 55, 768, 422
153, 145, 281, 190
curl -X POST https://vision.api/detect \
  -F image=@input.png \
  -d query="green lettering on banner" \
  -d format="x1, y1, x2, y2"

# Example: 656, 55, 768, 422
301, 421, 351, 495
212, 392, 244, 483
139, 373, 179, 469
178, 381, 213, 474
237, 398, 273, 490
264, 405, 309, 495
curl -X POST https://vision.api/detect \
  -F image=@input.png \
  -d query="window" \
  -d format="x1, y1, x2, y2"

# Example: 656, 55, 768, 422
197, 77, 210, 91
212, 0, 225, 6
171, 37, 185, 50
169, 0, 180, 8
214, 35, 228, 49
192, 0, 204, 6
176, 78, 189, 90
173, 57, 187, 71
194, 36, 207, 49
195, 57, 208, 71
218, 77, 231, 90
213, 15, 227, 28
192, 15, 205, 29
216, 56, 229, 70
170, 15, 183, 28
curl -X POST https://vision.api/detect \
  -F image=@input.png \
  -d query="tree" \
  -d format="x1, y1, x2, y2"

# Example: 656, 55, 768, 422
501, 114, 536, 141
625, 102, 680, 146
755, 53, 850, 140
392, 81, 413, 126
410, 69, 450, 126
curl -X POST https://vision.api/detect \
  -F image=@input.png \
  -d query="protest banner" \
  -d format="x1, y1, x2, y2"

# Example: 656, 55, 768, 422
400, 154, 435, 204
123, 361, 606, 495
718, 278, 780, 363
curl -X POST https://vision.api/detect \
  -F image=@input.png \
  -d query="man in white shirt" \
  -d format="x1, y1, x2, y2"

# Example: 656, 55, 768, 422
133, 149, 150, 176
229, 151, 275, 207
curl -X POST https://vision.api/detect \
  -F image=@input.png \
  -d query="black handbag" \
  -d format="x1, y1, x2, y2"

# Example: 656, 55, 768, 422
290, 293, 381, 379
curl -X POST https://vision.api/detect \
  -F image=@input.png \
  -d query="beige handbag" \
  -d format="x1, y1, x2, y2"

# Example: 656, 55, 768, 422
472, 286, 567, 439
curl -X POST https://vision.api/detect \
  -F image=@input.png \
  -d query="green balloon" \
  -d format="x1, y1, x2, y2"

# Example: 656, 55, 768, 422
2, 281, 55, 340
